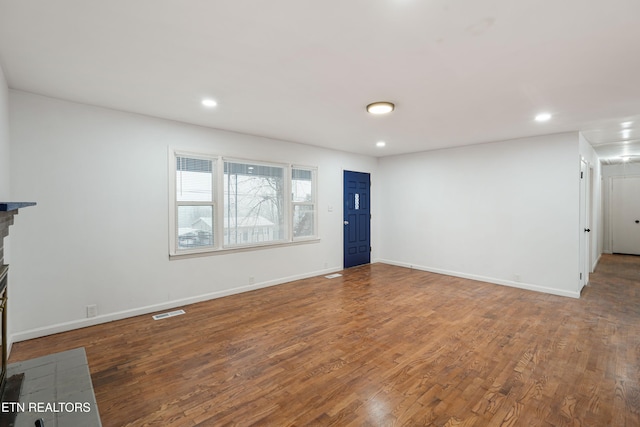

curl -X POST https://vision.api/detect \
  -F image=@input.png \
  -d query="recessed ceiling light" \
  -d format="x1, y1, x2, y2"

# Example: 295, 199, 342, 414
621, 121, 633, 128
202, 99, 217, 108
621, 129, 631, 139
367, 102, 395, 115
376, 141, 386, 147
535, 113, 552, 122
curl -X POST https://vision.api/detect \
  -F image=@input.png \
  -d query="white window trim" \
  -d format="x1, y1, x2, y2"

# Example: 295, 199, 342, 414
291, 165, 318, 242
169, 150, 217, 256
169, 149, 319, 258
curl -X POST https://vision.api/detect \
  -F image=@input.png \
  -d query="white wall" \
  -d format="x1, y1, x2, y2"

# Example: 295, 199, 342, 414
378, 133, 582, 298
8, 90, 379, 341
601, 161, 640, 253
8, 89, 596, 342
0, 64, 9, 199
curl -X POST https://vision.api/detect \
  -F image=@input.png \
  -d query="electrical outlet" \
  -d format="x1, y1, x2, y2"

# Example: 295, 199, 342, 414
86, 304, 98, 318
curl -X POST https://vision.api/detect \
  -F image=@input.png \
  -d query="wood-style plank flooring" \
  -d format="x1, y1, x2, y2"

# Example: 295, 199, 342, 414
9, 254, 640, 426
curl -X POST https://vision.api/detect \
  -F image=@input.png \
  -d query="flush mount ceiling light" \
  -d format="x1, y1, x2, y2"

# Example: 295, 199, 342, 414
367, 102, 395, 115
201, 99, 217, 108
376, 141, 386, 147
535, 112, 552, 122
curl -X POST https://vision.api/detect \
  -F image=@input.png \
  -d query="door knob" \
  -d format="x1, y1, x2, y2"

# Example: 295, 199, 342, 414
584, 228, 591, 232
636, 220, 639, 224
344, 221, 349, 225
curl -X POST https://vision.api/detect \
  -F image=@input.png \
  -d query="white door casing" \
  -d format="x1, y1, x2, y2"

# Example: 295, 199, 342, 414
612, 176, 640, 255
579, 160, 588, 289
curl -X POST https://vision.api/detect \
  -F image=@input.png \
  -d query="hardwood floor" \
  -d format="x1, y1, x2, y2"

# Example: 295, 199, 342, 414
9, 254, 640, 426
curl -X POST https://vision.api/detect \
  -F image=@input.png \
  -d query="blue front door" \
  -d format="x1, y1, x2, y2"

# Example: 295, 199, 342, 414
343, 170, 371, 268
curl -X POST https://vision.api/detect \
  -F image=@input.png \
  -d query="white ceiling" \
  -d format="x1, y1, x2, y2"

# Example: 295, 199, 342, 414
1, 0, 639, 160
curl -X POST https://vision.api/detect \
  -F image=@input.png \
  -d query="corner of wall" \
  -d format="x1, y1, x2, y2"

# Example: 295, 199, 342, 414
0, 63, 10, 199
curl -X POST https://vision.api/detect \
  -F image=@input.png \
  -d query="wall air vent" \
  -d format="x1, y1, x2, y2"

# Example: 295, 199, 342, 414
152, 309, 186, 320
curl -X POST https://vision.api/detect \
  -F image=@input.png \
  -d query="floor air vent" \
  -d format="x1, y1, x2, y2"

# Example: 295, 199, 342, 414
324, 273, 342, 279
152, 309, 186, 320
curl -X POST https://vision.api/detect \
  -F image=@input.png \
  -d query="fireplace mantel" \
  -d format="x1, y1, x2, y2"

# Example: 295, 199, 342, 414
0, 202, 37, 212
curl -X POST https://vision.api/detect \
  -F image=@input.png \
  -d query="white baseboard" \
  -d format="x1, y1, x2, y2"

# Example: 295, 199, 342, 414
376, 259, 580, 299
10, 265, 343, 345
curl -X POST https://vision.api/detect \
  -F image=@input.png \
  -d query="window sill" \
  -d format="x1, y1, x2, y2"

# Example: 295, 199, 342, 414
169, 238, 321, 260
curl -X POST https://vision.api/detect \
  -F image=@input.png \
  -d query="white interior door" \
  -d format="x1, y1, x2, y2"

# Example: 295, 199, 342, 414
612, 177, 640, 255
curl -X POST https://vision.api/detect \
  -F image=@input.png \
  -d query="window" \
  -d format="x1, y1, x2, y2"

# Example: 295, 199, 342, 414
175, 156, 215, 250
292, 168, 316, 239
170, 151, 317, 255
224, 161, 285, 246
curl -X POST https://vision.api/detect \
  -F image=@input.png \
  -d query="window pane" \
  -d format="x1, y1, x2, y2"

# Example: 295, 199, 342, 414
224, 161, 285, 245
177, 205, 214, 249
292, 169, 313, 203
293, 205, 315, 238
176, 157, 212, 202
